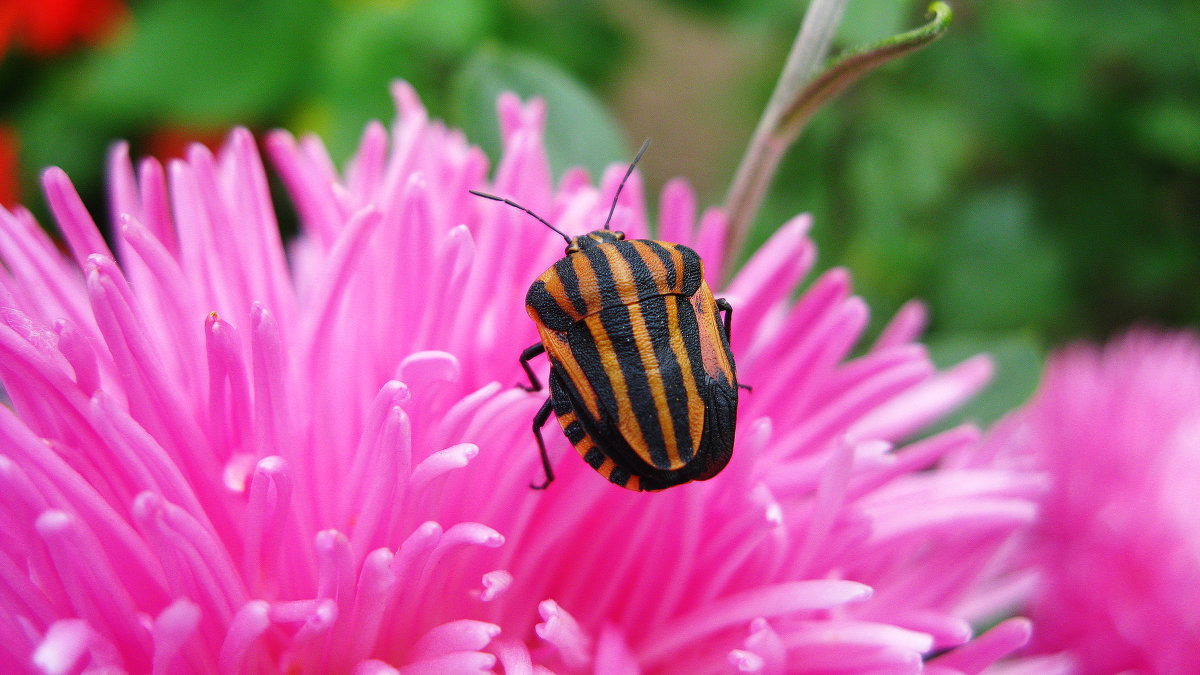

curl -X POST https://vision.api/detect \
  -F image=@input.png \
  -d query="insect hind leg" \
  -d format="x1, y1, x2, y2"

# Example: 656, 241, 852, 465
530, 396, 556, 489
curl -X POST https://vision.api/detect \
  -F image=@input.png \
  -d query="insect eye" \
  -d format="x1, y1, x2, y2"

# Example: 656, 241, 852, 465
614, 231, 625, 241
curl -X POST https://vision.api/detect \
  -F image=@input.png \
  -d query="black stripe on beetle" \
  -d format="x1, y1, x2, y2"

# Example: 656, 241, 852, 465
469, 139, 739, 491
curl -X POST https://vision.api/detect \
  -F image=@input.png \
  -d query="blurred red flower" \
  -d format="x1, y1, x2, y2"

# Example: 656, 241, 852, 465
0, 126, 17, 207
0, 0, 125, 57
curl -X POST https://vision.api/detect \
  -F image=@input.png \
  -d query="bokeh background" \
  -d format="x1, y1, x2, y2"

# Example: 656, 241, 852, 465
3, 0, 1198, 425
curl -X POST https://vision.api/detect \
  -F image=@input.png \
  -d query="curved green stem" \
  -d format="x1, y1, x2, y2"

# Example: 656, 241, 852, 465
723, 2, 953, 262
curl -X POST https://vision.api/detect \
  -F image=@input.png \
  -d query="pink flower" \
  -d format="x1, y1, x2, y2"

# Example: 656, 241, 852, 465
1, 81, 1039, 673
986, 330, 1200, 674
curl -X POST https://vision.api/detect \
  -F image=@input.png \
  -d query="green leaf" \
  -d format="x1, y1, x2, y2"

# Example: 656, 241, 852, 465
449, 46, 627, 180
776, 1, 953, 139
83, 0, 327, 125
1135, 100, 1200, 168
932, 187, 1070, 334
312, 0, 495, 161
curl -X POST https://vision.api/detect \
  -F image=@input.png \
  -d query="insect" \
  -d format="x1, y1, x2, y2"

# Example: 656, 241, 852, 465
470, 140, 739, 491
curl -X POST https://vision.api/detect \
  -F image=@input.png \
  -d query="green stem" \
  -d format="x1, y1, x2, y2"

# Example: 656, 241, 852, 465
722, 2, 953, 262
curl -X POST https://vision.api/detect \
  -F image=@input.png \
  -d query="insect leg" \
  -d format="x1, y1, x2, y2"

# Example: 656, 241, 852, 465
717, 298, 753, 392
530, 397, 556, 489
518, 342, 546, 391
716, 298, 734, 342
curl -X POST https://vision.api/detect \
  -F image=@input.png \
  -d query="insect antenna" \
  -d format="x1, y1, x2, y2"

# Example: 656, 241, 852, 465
469, 189, 573, 247
602, 138, 651, 230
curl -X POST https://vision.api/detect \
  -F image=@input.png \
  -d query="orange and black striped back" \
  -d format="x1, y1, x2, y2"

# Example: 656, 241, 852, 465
526, 235, 738, 489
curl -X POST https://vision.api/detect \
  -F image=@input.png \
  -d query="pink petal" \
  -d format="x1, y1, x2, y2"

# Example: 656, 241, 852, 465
131, 492, 243, 625
107, 141, 141, 236
243, 456, 293, 593
354, 659, 401, 675
478, 569, 513, 602
397, 651, 497, 675
35, 510, 152, 670
409, 443, 479, 493
872, 300, 928, 352
655, 178, 696, 247
136, 156, 177, 255
218, 600, 270, 674
42, 167, 113, 267
738, 618, 786, 675
150, 599, 201, 675
594, 624, 639, 675
928, 617, 1032, 674
535, 599, 591, 670
852, 355, 994, 441
33, 618, 99, 675
490, 638, 533, 675
408, 619, 501, 662
340, 548, 398, 667
265, 130, 343, 246
640, 581, 873, 665
314, 529, 356, 605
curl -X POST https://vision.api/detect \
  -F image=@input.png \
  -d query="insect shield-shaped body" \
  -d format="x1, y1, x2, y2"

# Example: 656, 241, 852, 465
523, 230, 739, 492
471, 140, 739, 491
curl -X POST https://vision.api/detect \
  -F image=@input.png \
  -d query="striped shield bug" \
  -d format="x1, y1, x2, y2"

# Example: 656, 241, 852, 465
471, 140, 739, 491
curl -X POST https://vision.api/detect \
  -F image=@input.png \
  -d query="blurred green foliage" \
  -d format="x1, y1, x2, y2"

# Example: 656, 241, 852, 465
2, 0, 1198, 424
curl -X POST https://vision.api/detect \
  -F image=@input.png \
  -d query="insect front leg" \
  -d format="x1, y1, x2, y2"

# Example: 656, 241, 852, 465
716, 298, 734, 342
519, 342, 546, 391
717, 298, 752, 392
530, 397, 556, 489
